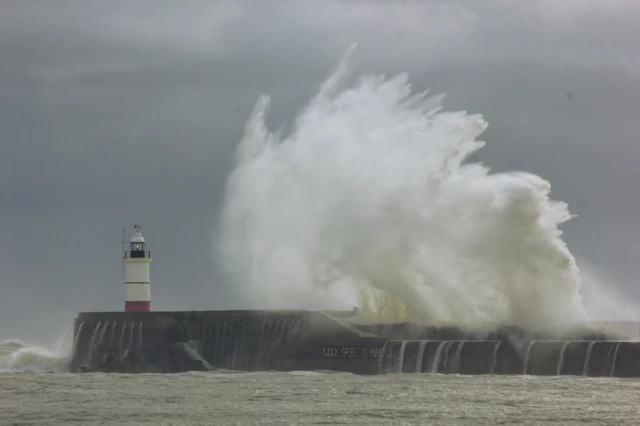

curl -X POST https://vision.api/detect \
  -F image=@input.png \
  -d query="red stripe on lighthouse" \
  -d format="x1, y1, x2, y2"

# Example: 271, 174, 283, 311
125, 301, 151, 312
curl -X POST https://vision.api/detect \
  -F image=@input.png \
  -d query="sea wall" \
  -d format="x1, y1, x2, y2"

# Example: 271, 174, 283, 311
378, 339, 640, 377
69, 311, 640, 377
69, 310, 385, 374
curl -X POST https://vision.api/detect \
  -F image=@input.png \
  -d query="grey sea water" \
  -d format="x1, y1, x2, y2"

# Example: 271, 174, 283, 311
1, 371, 639, 425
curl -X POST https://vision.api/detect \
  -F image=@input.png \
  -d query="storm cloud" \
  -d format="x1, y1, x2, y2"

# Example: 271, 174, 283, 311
1, 0, 639, 343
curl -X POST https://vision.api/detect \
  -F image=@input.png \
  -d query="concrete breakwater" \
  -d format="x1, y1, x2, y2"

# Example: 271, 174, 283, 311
69, 311, 640, 377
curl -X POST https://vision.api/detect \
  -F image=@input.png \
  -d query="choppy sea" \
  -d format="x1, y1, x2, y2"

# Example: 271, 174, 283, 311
2, 337, 639, 426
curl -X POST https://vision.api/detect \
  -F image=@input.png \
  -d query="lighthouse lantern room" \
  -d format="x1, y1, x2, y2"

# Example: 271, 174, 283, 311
123, 224, 152, 312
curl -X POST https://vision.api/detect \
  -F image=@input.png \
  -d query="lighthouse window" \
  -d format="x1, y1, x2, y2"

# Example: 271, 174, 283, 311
132, 243, 144, 251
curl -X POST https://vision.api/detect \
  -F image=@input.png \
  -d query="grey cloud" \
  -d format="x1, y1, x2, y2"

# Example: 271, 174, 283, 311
1, 0, 639, 343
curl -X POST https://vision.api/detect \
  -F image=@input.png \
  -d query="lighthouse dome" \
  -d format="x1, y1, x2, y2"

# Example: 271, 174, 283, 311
131, 234, 145, 243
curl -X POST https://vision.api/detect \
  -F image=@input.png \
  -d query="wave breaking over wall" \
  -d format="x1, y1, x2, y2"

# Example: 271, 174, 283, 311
214, 44, 588, 332
0, 325, 73, 373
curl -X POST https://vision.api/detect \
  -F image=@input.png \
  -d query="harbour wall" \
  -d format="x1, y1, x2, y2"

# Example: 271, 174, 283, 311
69, 311, 640, 377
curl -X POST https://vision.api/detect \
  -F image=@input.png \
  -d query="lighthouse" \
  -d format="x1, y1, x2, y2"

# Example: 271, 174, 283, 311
123, 224, 152, 312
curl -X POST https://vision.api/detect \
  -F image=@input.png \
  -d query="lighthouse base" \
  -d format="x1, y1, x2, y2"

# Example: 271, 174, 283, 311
69, 311, 640, 377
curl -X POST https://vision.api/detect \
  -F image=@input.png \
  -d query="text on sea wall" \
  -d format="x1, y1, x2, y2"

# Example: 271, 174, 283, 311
321, 347, 384, 359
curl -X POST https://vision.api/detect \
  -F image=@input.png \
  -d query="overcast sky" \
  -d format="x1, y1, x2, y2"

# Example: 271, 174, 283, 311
1, 0, 639, 344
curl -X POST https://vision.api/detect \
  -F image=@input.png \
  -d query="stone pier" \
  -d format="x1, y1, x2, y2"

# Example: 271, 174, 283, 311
69, 311, 640, 377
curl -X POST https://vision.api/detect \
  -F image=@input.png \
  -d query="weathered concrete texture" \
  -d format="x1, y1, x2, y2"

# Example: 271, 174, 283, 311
345, 322, 622, 342
70, 311, 640, 377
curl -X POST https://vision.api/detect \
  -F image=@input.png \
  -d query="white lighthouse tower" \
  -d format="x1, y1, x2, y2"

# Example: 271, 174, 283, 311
123, 224, 152, 312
